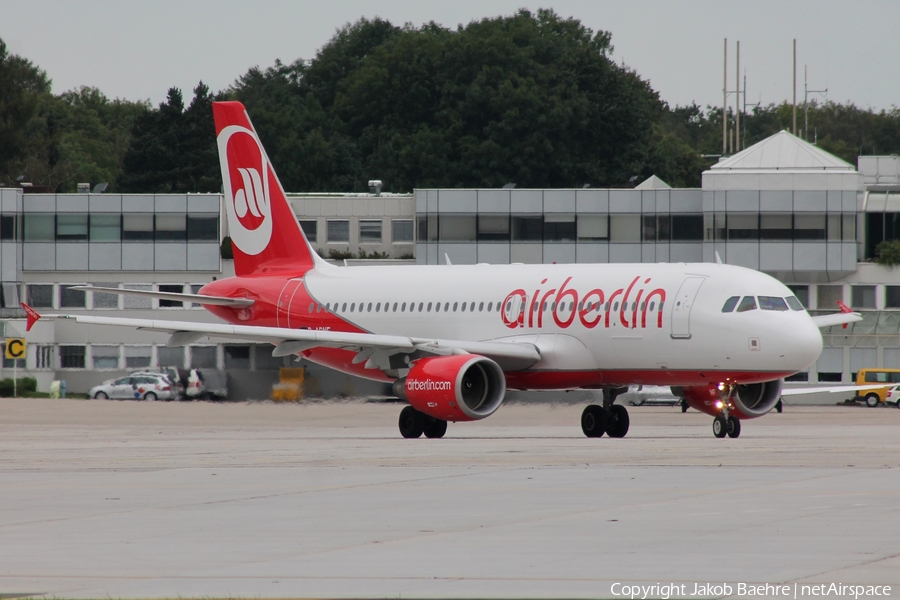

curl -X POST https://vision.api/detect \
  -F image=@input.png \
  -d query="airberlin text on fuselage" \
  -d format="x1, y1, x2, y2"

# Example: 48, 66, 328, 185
502, 275, 667, 330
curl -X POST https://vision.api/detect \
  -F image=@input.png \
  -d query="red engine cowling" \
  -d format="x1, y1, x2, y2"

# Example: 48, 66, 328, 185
676, 379, 783, 419
394, 354, 506, 422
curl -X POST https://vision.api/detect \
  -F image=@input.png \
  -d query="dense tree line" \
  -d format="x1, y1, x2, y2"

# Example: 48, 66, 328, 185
2, 11, 899, 194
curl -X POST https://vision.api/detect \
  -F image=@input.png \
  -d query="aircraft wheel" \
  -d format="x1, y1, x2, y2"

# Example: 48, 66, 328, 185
606, 405, 630, 438
713, 415, 727, 438
681, 399, 689, 413
581, 405, 606, 438
398, 406, 424, 439
726, 415, 741, 438
423, 418, 447, 439
865, 393, 880, 408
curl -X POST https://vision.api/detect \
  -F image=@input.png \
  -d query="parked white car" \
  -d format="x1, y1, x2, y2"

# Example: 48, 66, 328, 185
89, 375, 176, 401
885, 384, 900, 408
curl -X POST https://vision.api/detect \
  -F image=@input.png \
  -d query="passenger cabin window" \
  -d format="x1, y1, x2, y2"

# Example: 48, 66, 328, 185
721, 296, 740, 312
785, 296, 805, 311
758, 296, 789, 311
736, 296, 757, 312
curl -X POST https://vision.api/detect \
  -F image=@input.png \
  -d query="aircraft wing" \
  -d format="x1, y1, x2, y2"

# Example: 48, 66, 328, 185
70, 285, 254, 308
780, 384, 887, 396
25, 309, 540, 369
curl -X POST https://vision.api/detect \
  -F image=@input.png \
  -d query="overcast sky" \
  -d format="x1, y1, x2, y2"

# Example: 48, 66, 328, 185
2, 0, 897, 111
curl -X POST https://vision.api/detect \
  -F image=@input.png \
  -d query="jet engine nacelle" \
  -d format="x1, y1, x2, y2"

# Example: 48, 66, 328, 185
393, 354, 506, 422
675, 379, 783, 418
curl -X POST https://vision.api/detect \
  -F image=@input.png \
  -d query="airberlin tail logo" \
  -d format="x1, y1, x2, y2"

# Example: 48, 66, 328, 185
217, 124, 273, 256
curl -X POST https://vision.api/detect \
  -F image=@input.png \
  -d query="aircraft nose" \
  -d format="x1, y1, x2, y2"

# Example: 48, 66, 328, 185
789, 316, 824, 370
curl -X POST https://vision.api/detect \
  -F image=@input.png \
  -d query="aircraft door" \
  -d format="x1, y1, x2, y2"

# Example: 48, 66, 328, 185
670, 277, 705, 339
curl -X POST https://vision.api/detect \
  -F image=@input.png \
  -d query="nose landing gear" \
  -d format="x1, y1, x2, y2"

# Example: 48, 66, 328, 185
712, 381, 741, 439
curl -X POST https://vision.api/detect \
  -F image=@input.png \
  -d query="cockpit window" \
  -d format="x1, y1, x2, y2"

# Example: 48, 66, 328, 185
736, 296, 757, 312
721, 296, 740, 312
758, 296, 789, 311
785, 296, 804, 311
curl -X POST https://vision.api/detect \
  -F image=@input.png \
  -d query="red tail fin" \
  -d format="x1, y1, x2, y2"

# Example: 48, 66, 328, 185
213, 101, 315, 276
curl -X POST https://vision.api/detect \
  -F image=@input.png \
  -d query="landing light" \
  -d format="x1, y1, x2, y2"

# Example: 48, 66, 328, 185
715, 400, 724, 410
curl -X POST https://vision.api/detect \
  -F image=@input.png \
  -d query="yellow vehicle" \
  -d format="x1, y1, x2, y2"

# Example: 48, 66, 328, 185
855, 368, 900, 407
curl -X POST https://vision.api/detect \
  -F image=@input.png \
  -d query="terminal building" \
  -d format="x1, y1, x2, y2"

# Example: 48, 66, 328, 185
1, 131, 899, 395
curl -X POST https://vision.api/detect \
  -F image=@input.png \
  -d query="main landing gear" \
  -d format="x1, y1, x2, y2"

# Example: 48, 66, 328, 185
581, 388, 630, 438
398, 405, 448, 439
711, 382, 741, 439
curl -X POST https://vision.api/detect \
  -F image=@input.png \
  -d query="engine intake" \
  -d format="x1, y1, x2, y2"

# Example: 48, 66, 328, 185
675, 379, 783, 419
393, 354, 506, 421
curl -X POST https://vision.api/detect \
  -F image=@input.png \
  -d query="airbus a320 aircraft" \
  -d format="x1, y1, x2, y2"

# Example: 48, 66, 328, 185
24, 101, 863, 439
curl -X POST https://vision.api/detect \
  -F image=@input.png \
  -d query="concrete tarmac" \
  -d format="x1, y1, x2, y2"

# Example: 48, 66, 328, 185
1, 397, 900, 599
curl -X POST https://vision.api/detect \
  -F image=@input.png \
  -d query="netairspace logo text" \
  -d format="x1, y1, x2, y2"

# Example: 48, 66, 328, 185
610, 582, 892, 600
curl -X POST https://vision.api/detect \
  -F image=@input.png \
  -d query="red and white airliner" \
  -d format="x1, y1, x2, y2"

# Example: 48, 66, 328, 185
24, 101, 864, 439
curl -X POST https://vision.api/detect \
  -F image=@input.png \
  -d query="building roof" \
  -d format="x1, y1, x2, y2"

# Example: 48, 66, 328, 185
710, 130, 855, 172
634, 175, 671, 190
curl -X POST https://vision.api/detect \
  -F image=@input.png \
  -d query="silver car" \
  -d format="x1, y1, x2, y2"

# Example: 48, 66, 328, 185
89, 375, 176, 401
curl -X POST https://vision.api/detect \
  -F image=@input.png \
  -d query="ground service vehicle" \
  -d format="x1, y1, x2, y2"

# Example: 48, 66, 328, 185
89, 375, 176, 401
854, 368, 900, 406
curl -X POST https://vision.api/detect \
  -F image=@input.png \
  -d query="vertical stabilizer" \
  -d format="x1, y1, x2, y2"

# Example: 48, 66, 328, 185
213, 101, 318, 276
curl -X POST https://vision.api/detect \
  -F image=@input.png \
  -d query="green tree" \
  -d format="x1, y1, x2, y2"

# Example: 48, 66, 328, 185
119, 83, 220, 192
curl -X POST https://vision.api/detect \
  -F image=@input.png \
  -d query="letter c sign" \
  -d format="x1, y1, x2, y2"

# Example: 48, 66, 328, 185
5, 338, 26, 360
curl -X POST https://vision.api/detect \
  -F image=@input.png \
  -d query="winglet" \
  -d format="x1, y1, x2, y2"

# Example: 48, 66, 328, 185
837, 300, 852, 329
21, 302, 41, 331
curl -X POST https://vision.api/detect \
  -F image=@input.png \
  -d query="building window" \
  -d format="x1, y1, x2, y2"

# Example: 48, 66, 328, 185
787, 285, 809, 308
477, 215, 510, 242
794, 213, 826, 240
327, 220, 349, 243
704, 213, 726, 241
186, 215, 218, 241
155, 214, 186, 241
23, 214, 55, 241
843, 214, 856, 241
827, 214, 842, 241
254, 344, 286, 370
439, 215, 476, 242
92, 345, 120, 369
125, 346, 152, 369
1, 215, 18, 240
123, 284, 151, 309
158, 284, 184, 308
123, 214, 154, 241
1, 342, 26, 369
759, 214, 793, 240
392, 219, 414, 243
224, 345, 250, 369
609, 215, 641, 242
1, 282, 20, 308
26, 284, 53, 308
886, 286, 900, 309
512, 216, 543, 241
34, 345, 53, 369
359, 220, 383, 243
158, 346, 185, 368
577, 215, 608, 241
298, 220, 317, 243
60, 285, 86, 308
543, 214, 576, 242
727, 214, 759, 240
851, 285, 876, 309
90, 283, 120, 309
56, 214, 88, 240
89, 214, 121, 241
817, 285, 843, 310
190, 346, 217, 369
671, 215, 703, 241
59, 345, 86, 369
